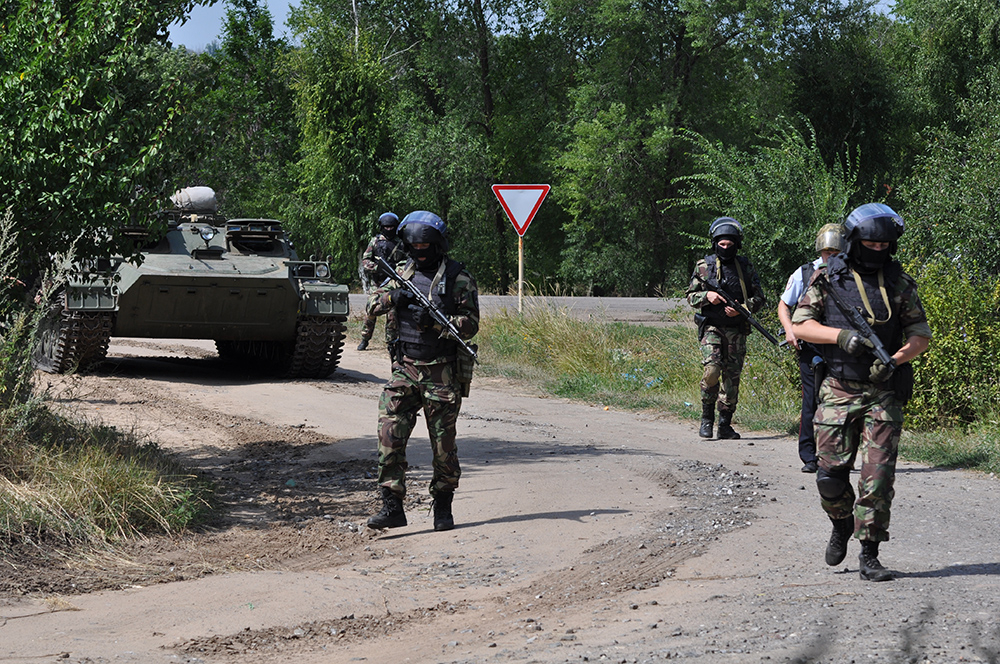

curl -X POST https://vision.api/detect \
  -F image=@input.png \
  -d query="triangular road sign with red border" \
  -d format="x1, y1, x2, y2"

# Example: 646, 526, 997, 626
492, 184, 550, 236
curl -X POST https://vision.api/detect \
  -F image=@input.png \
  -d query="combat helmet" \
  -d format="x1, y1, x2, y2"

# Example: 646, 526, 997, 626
709, 216, 743, 261
709, 217, 743, 246
378, 212, 400, 239
843, 203, 904, 272
815, 223, 845, 253
399, 211, 448, 266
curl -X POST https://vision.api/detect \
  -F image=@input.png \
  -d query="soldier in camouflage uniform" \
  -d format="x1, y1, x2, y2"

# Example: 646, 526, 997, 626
365, 211, 479, 532
357, 212, 402, 351
686, 217, 766, 440
792, 203, 931, 582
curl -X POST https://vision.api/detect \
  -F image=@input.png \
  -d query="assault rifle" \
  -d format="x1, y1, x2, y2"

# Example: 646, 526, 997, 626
818, 278, 896, 368
374, 255, 479, 362
693, 274, 780, 346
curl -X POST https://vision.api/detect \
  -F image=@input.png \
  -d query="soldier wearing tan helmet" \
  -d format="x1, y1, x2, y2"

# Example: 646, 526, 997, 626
778, 223, 845, 473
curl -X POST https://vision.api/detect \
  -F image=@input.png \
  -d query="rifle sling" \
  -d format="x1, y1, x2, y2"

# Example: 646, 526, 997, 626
713, 256, 750, 304
851, 268, 891, 325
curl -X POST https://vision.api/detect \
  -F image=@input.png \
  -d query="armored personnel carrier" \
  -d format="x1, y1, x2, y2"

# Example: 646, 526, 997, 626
34, 187, 349, 378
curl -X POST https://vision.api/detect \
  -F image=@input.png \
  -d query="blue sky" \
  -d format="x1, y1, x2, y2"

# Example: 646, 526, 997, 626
167, 1, 295, 52
169, 0, 894, 52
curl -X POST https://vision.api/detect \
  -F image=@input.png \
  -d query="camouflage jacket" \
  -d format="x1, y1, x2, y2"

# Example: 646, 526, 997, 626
686, 255, 766, 315
791, 263, 932, 341
367, 257, 479, 365
360, 233, 402, 282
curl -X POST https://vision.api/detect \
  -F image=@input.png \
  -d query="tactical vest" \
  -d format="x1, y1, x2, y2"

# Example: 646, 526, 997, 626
820, 255, 904, 382
397, 259, 463, 361
373, 234, 400, 262
702, 254, 752, 328
801, 262, 816, 290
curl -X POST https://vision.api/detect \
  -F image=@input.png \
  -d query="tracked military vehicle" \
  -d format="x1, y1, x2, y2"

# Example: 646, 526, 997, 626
34, 187, 349, 378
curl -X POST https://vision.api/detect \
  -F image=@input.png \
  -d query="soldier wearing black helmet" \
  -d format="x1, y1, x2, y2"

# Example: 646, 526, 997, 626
686, 217, 767, 440
358, 212, 403, 351
365, 211, 479, 532
778, 223, 845, 473
792, 203, 931, 582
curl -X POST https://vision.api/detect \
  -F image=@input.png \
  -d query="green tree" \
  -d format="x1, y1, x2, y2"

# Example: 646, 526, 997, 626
287, 0, 567, 292
900, 93, 1000, 275
785, 11, 918, 200
892, 0, 1000, 133
0, 0, 198, 277
284, 4, 392, 277
670, 117, 858, 294
185, 0, 299, 218
548, 0, 873, 295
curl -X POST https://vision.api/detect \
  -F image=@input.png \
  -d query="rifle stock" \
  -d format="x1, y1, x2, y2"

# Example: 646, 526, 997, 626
374, 255, 479, 362
693, 274, 780, 346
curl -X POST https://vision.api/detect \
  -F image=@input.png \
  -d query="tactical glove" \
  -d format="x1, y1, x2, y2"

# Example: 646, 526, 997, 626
388, 289, 416, 307
869, 357, 897, 383
412, 306, 436, 331
837, 329, 874, 357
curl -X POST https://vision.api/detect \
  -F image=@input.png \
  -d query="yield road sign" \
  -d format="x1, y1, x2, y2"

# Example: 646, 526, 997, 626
492, 184, 550, 236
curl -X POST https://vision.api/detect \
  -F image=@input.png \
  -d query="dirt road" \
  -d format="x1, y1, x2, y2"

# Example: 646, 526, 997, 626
2, 331, 999, 663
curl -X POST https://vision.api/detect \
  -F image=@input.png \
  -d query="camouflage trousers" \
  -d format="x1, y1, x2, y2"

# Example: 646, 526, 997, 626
360, 310, 397, 345
814, 376, 903, 542
699, 325, 747, 413
376, 358, 462, 497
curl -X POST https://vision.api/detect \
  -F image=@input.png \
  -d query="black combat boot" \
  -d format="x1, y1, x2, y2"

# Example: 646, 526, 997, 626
716, 411, 741, 440
432, 491, 455, 531
825, 516, 854, 566
859, 540, 894, 582
699, 404, 715, 438
367, 486, 406, 529
357, 338, 370, 351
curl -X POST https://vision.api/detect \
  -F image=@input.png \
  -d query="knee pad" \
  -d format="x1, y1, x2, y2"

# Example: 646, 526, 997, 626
703, 364, 722, 387
816, 467, 850, 500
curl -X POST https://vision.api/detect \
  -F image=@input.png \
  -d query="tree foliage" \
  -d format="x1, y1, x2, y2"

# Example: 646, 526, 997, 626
0, 0, 198, 277
283, 6, 392, 277
671, 117, 858, 293
188, 0, 299, 219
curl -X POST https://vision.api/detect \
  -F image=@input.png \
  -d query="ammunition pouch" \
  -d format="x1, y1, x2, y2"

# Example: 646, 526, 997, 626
456, 344, 478, 397
892, 362, 914, 405
694, 313, 707, 341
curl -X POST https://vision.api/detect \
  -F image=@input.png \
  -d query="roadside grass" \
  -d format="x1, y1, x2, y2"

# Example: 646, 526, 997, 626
476, 303, 802, 434
476, 304, 1000, 476
900, 425, 1000, 475
0, 394, 212, 548
1, 215, 211, 549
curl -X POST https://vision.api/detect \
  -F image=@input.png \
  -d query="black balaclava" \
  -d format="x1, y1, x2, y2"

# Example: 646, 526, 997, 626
400, 216, 447, 271
851, 243, 889, 274
714, 236, 739, 262
411, 244, 442, 269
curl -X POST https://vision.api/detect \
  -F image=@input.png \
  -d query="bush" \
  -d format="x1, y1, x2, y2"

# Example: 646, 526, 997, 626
1, 408, 211, 545
906, 257, 1000, 429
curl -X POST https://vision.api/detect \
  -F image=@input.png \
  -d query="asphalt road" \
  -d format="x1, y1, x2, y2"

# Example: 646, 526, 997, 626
349, 293, 687, 326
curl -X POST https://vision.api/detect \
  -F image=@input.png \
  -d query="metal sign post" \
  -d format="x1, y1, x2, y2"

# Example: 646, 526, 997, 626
491, 184, 550, 313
